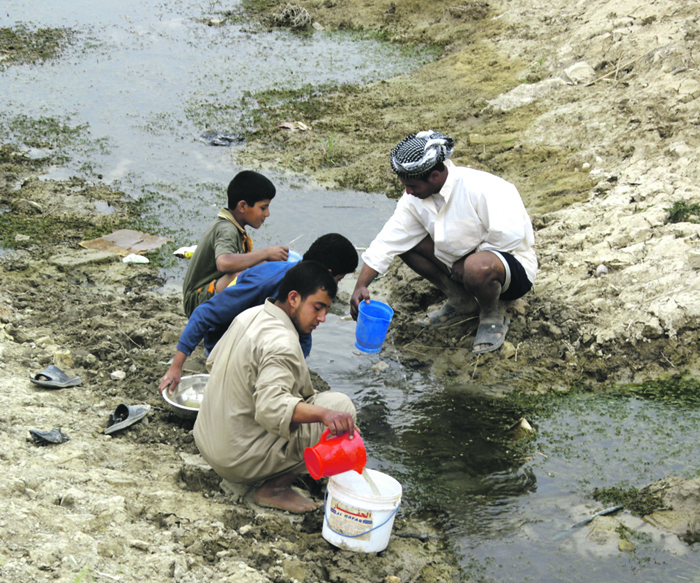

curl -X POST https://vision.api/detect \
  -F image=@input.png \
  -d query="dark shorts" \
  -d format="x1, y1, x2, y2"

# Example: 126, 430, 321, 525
497, 251, 532, 301
183, 280, 216, 318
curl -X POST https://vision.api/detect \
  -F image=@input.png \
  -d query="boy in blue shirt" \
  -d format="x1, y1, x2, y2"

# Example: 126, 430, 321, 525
159, 233, 358, 394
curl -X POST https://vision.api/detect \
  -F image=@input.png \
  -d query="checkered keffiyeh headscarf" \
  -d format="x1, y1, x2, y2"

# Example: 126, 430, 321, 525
390, 130, 454, 178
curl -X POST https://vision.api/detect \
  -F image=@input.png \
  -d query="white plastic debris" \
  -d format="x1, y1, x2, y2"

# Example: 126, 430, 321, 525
122, 253, 149, 264
173, 245, 197, 259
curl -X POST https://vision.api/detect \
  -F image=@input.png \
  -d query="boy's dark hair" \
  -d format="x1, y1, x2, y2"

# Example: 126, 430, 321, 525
227, 171, 276, 209
303, 233, 358, 276
276, 261, 337, 303
413, 161, 446, 182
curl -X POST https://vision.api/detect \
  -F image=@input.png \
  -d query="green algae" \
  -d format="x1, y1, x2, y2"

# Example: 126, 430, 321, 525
591, 485, 666, 517
0, 25, 73, 68
626, 373, 700, 408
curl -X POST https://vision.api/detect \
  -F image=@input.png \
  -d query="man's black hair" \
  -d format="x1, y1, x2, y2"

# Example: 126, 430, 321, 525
303, 233, 358, 276
275, 261, 337, 303
412, 161, 446, 182
227, 170, 276, 209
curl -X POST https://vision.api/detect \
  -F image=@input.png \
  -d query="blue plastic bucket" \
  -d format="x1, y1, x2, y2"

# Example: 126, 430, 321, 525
355, 300, 394, 353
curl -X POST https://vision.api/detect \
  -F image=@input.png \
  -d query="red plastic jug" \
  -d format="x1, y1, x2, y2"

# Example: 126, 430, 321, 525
304, 428, 367, 480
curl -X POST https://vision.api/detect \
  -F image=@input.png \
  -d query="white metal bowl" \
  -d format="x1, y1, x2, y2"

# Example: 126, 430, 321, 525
162, 374, 208, 420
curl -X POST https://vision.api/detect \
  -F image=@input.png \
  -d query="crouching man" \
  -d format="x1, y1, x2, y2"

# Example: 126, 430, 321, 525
194, 261, 357, 513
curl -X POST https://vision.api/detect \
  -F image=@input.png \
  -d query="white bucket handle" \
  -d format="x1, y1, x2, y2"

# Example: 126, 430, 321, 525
323, 489, 401, 539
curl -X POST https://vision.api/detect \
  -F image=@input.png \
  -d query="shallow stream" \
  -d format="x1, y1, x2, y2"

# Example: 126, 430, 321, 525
3, 1, 700, 581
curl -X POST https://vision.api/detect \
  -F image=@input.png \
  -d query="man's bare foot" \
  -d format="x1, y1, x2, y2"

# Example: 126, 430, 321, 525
253, 473, 321, 514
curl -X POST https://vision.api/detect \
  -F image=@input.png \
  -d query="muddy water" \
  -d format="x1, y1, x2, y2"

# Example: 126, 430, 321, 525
308, 316, 700, 582
5, 1, 700, 582
2, 0, 432, 281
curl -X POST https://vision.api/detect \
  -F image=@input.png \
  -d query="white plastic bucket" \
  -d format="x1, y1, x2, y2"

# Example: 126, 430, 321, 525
322, 468, 402, 553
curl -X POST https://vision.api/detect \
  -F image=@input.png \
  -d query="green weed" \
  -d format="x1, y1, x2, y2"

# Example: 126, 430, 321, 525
666, 200, 700, 224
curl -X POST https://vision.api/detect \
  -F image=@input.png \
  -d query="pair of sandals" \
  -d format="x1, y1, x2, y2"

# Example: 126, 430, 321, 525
418, 302, 510, 354
30, 365, 150, 435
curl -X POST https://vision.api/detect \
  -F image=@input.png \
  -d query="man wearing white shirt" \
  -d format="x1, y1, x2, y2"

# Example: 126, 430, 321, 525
350, 130, 537, 354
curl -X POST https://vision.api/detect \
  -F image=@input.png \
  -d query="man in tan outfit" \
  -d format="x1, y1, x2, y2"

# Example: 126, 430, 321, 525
194, 261, 358, 513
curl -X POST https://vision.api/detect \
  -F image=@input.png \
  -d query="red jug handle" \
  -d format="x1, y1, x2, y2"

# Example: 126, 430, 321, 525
320, 428, 351, 441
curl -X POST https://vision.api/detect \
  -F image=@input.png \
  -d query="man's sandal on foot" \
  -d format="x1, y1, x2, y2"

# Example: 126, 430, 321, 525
417, 302, 478, 328
472, 316, 510, 354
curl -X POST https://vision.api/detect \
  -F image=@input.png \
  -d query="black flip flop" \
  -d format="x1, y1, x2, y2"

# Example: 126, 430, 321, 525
104, 403, 151, 435
30, 365, 82, 389
29, 428, 71, 445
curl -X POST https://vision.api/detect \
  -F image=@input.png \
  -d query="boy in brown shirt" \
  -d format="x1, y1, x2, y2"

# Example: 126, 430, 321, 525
182, 170, 289, 317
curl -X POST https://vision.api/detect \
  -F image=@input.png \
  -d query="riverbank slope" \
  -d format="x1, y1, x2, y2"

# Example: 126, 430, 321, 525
238, 0, 700, 390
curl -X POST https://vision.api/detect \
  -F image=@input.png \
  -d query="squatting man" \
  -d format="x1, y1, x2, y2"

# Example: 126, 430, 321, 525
351, 130, 537, 353
193, 261, 358, 513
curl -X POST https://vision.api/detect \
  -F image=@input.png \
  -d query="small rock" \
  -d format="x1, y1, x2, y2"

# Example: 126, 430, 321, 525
162, 330, 180, 344
372, 361, 390, 372
563, 61, 596, 84
110, 370, 126, 381
129, 539, 150, 551
385, 577, 401, 583
54, 349, 74, 370
688, 250, 700, 270
97, 539, 125, 558
60, 488, 84, 508
596, 264, 608, 277
507, 417, 535, 439
239, 524, 254, 535
619, 539, 635, 552
207, 18, 223, 26
502, 340, 516, 359
35, 336, 55, 349
312, 21, 325, 31
14, 234, 30, 242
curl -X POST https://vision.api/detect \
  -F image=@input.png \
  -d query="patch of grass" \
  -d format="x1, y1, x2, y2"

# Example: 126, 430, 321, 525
616, 523, 652, 543
3, 113, 87, 151
243, 83, 356, 131
240, 0, 279, 13
591, 485, 666, 516
666, 200, 700, 224
0, 143, 47, 171
186, 82, 355, 138
0, 113, 112, 176
0, 25, 73, 68
0, 212, 129, 251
